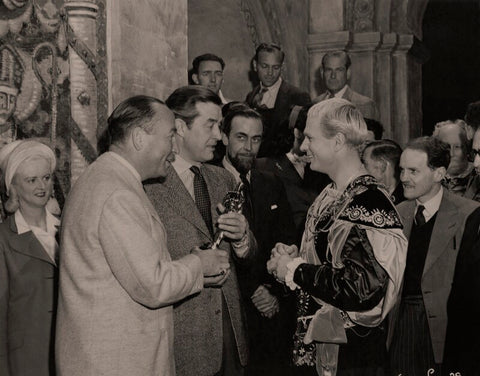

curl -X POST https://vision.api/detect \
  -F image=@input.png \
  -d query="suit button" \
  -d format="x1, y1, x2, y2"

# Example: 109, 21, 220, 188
215, 309, 221, 315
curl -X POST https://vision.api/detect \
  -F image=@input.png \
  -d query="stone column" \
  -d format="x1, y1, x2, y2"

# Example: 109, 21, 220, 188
65, 0, 98, 185
392, 34, 421, 145
376, 33, 398, 138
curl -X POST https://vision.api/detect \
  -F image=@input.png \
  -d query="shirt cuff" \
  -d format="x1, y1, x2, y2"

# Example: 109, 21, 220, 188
285, 257, 304, 290
231, 232, 249, 258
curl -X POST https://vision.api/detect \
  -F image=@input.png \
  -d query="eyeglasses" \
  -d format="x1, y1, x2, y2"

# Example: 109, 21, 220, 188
468, 148, 480, 162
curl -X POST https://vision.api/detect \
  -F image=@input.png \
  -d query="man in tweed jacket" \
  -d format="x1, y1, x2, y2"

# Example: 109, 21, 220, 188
146, 86, 257, 376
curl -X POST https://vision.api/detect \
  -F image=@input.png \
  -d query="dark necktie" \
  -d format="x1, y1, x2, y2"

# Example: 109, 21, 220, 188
252, 87, 268, 109
190, 166, 213, 235
415, 204, 426, 226
239, 173, 254, 224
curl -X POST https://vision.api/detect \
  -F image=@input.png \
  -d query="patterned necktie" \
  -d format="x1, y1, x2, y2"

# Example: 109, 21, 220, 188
239, 173, 254, 224
415, 204, 426, 226
190, 166, 213, 235
252, 87, 268, 109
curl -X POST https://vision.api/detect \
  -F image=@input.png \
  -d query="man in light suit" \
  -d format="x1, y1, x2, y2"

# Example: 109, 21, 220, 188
313, 50, 378, 120
56, 96, 228, 376
246, 43, 311, 157
388, 136, 480, 375
145, 86, 257, 376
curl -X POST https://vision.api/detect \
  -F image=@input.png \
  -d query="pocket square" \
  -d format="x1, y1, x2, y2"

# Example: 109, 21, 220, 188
271, 204, 278, 210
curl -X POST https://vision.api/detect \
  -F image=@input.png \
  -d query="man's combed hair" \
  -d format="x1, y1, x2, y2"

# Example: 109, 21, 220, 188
192, 53, 225, 74
363, 139, 403, 180
254, 42, 285, 63
307, 98, 368, 148
98, 95, 164, 153
166, 85, 222, 127
221, 103, 262, 137
405, 136, 451, 170
321, 50, 351, 69
432, 119, 470, 156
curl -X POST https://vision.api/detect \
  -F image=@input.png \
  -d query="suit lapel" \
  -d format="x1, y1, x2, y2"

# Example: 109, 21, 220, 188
273, 81, 288, 110
342, 86, 353, 102
423, 193, 459, 276
8, 217, 55, 265
400, 200, 415, 239
277, 155, 303, 182
163, 166, 212, 239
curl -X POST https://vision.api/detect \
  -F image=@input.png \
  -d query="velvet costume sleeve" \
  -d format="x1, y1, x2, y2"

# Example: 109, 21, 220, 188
293, 225, 389, 311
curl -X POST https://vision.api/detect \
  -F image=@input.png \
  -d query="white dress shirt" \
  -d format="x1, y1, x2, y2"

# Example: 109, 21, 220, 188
415, 186, 443, 223
15, 209, 60, 264
261, 77, 283, 109
171, 154, 200, 201
329, 84, 348, 99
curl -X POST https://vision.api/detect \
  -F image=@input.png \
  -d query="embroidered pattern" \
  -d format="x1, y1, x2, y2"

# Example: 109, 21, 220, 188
341, 205, 402, 228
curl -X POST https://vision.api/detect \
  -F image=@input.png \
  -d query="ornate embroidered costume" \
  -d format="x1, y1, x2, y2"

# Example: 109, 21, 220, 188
290, 175, 407, 376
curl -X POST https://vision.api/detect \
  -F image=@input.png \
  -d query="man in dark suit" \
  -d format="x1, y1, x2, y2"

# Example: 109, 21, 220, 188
388, 136, 480, 375
246, 43, 311, 157
255, 105, 330, 241
145, 86, 257, 376
220, 103, 297, 375
313, 51, 378, 120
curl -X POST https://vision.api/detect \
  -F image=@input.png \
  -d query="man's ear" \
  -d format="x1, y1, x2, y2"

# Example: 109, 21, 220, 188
221, 132, 229, 147
346, 67, 352, 81
175, 118, 188, 138
433, 166, 447, 183
334, 132, 346, 151
131, 127, 144, 151
293, 128, 301, 140
192, 74, 199, 85
253, 60, 258, 72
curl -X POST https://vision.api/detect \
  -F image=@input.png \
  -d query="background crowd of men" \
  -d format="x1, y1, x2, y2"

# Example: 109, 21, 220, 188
1, 43, 480, 376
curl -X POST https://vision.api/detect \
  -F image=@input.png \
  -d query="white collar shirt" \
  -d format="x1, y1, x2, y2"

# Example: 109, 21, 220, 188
260, 77, 283, 109
222, 156, 251, 184
171, 154, 202, 200
415, 186, 443, 223
15, 209, 60, 265
330, 84, 348, 99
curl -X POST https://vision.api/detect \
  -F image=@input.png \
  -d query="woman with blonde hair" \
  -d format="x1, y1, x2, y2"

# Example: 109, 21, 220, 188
0, 140, 59, 375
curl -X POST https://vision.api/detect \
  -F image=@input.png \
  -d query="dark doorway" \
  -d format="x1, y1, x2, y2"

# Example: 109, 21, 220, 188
422, 0, 480, 135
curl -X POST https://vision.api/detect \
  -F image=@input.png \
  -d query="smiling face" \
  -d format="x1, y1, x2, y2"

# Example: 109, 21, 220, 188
321, 55, 350, 94
177, 101, 222, 163
142, 105, 177, 178
399, 148, 444, 202
300, 118, 336, 175
13, 157, 53, 210
254, 50, 283, 88
222, 115, 263, 174
192, 60, 224, 94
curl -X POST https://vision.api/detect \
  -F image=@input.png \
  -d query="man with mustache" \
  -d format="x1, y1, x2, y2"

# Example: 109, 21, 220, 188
388, 136, 480, 375
220, 103, 297, 375
145, 86, 256, 376
246, 43, 311, 157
